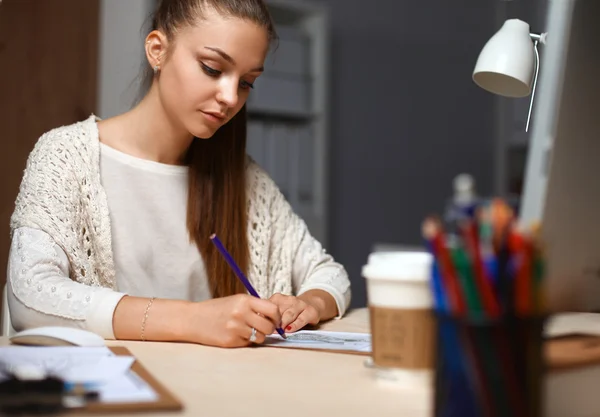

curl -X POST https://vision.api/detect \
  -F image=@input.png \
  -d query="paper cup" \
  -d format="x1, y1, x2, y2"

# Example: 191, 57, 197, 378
362, 251, 435, 386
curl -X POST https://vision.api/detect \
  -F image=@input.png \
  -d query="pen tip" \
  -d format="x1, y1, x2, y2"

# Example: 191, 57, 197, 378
209, 233, 216, 239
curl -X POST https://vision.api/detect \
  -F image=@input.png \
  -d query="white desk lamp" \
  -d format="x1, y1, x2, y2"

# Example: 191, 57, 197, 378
472, 19, 548, 132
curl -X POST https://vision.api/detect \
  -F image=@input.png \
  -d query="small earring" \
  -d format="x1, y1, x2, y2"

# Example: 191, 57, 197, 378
153, 65, 159, 75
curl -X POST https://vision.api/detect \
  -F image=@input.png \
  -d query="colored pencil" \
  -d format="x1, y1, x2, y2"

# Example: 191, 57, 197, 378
424, 196, 546, 416
460, 219, 501, 318
422, 218, 467, 315
210, 233, 287, 339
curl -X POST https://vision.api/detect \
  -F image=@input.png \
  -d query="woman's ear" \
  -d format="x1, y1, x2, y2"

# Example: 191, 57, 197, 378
145, 30, 168, 72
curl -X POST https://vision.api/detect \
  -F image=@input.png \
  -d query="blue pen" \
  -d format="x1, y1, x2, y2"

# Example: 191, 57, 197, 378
210, 233, 287, 339
63, 382, 99, 399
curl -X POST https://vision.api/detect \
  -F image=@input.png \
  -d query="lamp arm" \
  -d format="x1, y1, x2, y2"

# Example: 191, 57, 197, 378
530, 32, 547, 44
525, 39, 541, 132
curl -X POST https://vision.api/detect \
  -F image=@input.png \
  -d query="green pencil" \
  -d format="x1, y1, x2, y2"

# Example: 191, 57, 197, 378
451, 246, 483, 318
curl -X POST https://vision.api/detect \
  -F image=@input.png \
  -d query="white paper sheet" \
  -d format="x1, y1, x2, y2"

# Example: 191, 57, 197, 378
0, 346, 157, 404
264, 330, 372, 352
0, 347, 134, 383
97, 370, 158, 403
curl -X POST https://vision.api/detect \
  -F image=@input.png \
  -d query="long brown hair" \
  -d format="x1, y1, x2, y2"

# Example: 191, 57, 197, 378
144, 0, 277, 297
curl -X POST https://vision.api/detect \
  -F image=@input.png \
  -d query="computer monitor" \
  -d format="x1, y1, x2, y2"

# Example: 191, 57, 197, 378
520, 0, 600, 312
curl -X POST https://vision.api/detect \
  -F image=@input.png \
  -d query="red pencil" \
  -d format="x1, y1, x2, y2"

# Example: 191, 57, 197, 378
509, 231, 532, 315
422, 218, 467, 315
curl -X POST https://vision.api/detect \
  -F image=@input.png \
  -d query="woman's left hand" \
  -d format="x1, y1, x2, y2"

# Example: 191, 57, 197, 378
268, 293, 321, 333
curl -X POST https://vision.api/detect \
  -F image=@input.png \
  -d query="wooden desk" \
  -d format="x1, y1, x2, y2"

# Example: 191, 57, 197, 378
2, 309, 600, 417
0, 309, 426, 417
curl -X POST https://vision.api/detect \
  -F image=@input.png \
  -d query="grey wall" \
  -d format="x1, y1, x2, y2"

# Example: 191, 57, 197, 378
313, 0, 498, 308
98, 0, 154, 119
502, 0, 548, 29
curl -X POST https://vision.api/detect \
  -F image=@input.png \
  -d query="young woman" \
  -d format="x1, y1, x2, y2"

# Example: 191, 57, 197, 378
7, 0, 350, 348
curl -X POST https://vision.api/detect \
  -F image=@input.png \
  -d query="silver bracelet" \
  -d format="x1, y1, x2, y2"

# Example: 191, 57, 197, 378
141, 297, 156, 341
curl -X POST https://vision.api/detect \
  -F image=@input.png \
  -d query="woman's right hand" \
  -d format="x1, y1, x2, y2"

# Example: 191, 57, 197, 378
186, 294, 282, 348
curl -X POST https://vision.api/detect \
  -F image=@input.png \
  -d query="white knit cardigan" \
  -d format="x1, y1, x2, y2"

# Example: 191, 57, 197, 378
10, 115, 351, 312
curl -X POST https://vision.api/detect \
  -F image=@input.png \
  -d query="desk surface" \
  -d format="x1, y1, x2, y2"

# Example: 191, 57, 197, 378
1, 309, 427, 417
2, 309, 600, 417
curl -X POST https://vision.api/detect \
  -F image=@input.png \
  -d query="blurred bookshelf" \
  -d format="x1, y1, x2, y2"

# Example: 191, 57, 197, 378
247, 0, 331, 245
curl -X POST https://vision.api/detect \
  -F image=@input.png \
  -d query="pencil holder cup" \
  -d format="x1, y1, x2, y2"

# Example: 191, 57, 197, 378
433, 312, 546, 417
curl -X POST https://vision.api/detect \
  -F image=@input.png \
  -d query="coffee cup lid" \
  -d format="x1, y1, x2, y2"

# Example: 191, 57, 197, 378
362, 251, 432, 282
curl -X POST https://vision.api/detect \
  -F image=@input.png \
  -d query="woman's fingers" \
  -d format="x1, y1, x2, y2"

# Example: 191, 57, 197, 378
245, 311, 276, 341
268, 293, 294, 314
281, 305, 303, 330
249, 297, 281, 326
268, 294, 304, 329
286, 306, 320, 333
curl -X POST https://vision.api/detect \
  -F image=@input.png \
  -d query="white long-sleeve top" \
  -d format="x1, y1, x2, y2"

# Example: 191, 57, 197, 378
7, 116, 351, 338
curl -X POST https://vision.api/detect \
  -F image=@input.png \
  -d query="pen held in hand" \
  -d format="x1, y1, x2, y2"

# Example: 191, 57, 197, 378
209, 233, 287, 339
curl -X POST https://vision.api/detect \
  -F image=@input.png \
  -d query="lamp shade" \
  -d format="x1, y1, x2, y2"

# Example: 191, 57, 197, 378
473, 19, 535, 97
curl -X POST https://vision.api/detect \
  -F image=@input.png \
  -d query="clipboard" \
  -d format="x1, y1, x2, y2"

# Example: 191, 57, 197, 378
77, 346, 183, 414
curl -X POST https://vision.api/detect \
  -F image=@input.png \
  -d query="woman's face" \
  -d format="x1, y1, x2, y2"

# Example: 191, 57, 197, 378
155, 8, 269, 138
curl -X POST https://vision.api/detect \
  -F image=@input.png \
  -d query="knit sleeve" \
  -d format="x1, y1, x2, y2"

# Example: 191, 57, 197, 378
10, 130, 80, 240
255, 164, 352, 318
7, 227, 126, 339
10, 121, 115, 289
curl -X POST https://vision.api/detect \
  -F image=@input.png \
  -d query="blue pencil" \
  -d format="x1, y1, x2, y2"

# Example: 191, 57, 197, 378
431, 260, 447, 313
210, 233, 287, 339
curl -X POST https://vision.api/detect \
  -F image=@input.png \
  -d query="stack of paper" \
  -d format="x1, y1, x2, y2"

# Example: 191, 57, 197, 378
0, 347, 157, 404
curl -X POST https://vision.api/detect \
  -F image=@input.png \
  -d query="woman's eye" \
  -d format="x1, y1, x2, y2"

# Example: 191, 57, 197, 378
201, 61, 253, 90
201, 62, 221, 77
240, 80, 254, 90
